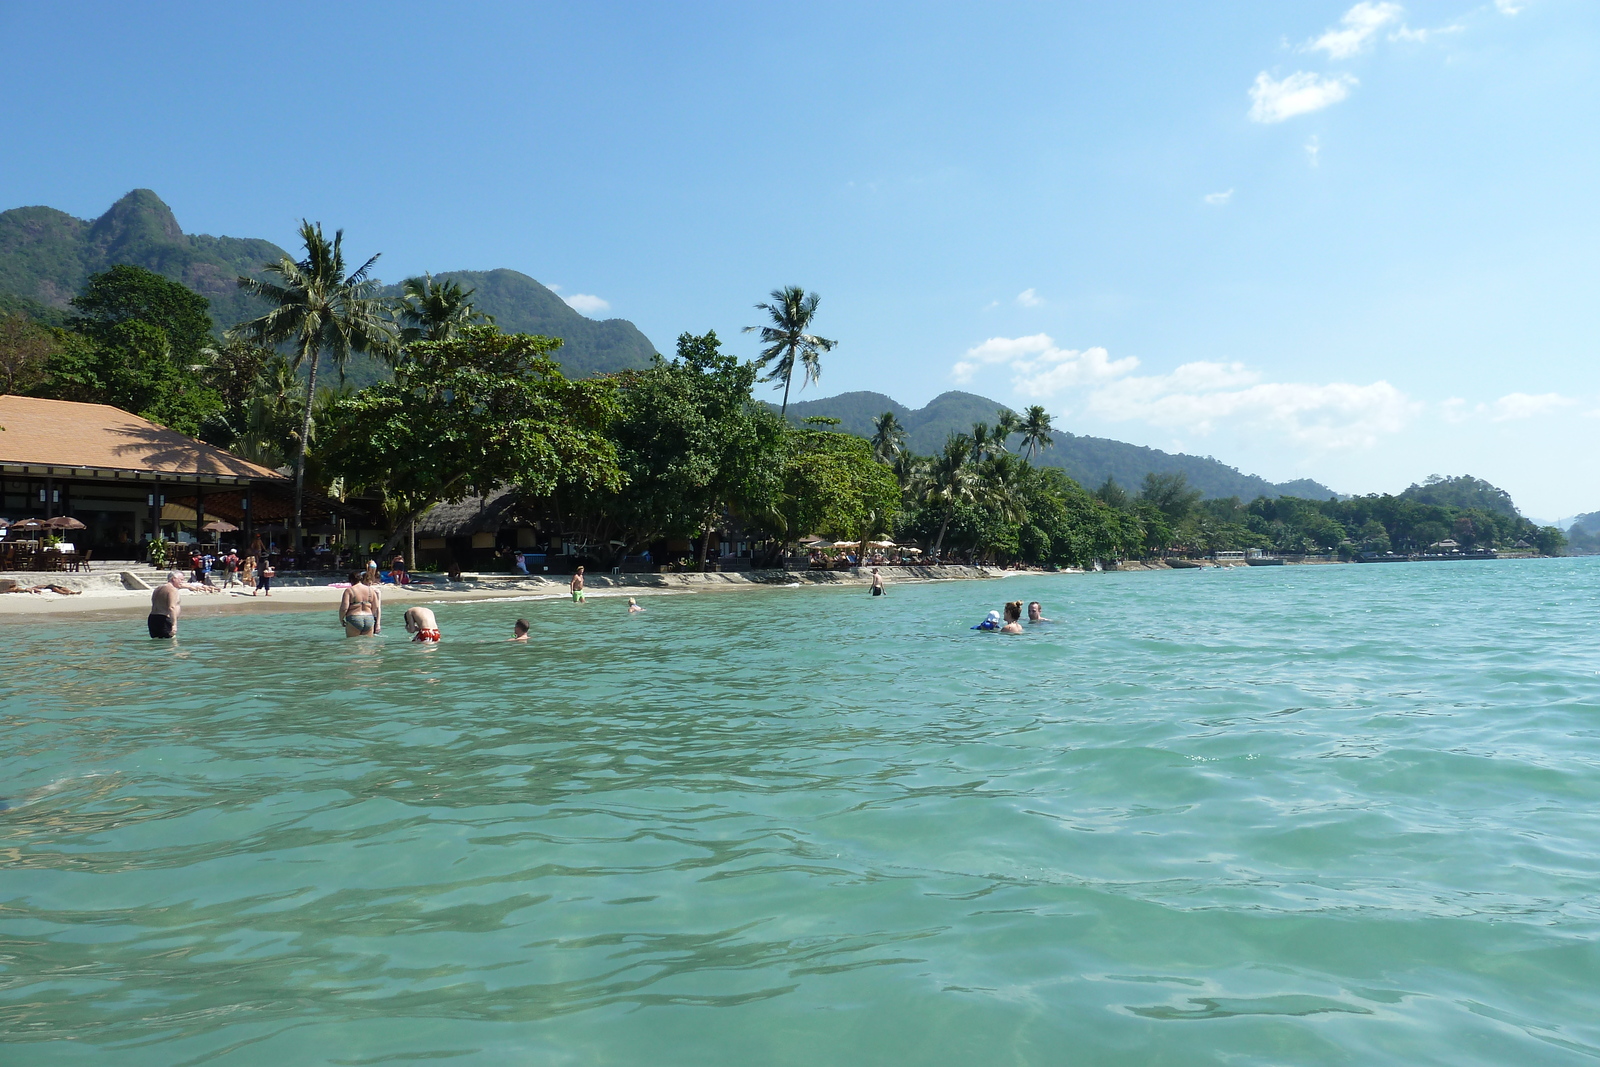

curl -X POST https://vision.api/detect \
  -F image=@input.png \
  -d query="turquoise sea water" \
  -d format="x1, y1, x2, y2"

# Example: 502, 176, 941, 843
3, 560, 1599, 1065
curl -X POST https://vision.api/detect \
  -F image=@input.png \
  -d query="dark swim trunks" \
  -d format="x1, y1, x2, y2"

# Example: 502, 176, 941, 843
147, 613, 174, 639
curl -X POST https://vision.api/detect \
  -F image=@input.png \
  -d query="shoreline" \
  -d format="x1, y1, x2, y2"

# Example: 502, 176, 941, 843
0, 564, 1012, 620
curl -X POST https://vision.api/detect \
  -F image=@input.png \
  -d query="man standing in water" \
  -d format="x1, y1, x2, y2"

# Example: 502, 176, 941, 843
870, 568, 885, 596
570, 565, 585, 605
338, 571, 382, 637
148, 571, 205, 638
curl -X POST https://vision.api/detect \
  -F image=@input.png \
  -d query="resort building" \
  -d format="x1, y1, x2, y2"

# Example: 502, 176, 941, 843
0, 395, 369, 561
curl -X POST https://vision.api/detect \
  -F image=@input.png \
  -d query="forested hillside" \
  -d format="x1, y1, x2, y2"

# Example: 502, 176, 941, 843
782, 389, 1336, 502
0, 191, 659, 380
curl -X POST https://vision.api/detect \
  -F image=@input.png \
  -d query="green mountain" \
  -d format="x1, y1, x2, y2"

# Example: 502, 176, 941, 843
0, 189, 285, 330
781, 389, 1337, 501
1397, 475, 1518, 517
378, 270, 657, 378
0, 190, 659, 379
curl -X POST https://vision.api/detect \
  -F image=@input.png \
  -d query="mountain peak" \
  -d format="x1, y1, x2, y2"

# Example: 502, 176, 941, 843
87, 189, 184, 254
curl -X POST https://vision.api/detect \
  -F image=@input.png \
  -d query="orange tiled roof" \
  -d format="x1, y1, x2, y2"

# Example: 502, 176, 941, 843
0, 395, 283, 479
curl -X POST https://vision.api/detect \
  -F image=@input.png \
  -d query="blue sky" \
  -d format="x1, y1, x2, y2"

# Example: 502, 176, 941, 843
3, 2, 1596, 516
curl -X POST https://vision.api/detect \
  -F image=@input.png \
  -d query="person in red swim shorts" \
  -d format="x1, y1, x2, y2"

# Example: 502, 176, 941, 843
404, 605, 441, 643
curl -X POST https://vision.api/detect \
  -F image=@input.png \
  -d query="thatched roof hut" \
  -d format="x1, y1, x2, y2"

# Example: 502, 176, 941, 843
414, 488, 522, 539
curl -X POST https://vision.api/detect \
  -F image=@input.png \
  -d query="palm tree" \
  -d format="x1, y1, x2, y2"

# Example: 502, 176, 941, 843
743, 285, 836, 418
871, 410, 907, 464
973, 453, 1028, 562
993, 409, 1020, 453
919, 434, 983, 559
1019, 404, 1055, 460
393, 274, 493, 353
234, 221, 394, 548
970, 422, 999, 463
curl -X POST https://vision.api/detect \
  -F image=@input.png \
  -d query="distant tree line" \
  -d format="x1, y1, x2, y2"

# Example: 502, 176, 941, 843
0, 227, 1567, 564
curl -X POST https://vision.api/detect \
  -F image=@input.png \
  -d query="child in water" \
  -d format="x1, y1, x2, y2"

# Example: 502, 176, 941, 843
627, 597, 644, 613
510, 619, 529, 642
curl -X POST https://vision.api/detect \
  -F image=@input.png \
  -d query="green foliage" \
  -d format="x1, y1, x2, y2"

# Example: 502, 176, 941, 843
393, 274, 493, 348
379, 269, 656, 379
69, 264, 213, 362
0, 313, 59, 394
744, 286, 836, 416
1400, 474, 1519, 517
779, 426, 901, 542
595, 330, 786, 553
35, 319, 221, 435
320, 326, 622, 516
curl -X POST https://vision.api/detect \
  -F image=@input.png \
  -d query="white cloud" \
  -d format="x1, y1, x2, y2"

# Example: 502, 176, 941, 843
1203, 189, 1234, 206
1090, 369, 1416, 449
951, 335, 1415, 450
1015, 288, 1042, 308
1489, 392, 1575, 422
1309, 2, 1403, 58
1305, 135, 1321, 166
562, 293, 611, 315
1495, 0, 1524, 14
1390, 22, 1462, 43
1248, 71, 1357, 123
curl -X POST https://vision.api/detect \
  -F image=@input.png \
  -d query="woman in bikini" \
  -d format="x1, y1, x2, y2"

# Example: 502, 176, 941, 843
338, 571, 382, 636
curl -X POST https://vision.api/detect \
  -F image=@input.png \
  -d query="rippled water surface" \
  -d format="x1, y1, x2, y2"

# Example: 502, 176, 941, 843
4, 560, 1600, 1064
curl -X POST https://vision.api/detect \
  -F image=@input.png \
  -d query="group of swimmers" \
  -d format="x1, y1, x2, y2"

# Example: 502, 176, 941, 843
974, 600, 1052, 634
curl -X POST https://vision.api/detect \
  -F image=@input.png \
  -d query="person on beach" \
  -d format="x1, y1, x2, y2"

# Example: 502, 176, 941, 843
338, 571, 382, 637
365, 558, 380, 584
255, 558, 276, 597
240, 554, 255, 589
870, 568, 885, 596
570, 566, 585, 604
1027, 601, 1051, 623
510, 618, 530, 641
404, 605, 441, 643
628, 597, 644, 613
1000, 600, 1025, 634
147, 570, 205, 638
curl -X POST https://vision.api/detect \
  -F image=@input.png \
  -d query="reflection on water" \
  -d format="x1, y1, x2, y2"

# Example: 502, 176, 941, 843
3, 560, 1600, 1065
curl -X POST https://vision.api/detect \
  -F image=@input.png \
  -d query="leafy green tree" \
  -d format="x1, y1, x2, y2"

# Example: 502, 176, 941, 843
234, 222, 396, 546
743, 285, 836, 417
37, 320, 221, 435
393, 274, 493, 350
600, 330, 786, 568
69, 264, 213, 362
1094, 476, 1130, 510
0, 313, 58, 394
1019, 404, 1055, 459
1138, 471, 1202, 526
778, 425, 901, 547
320, 326, 621, 553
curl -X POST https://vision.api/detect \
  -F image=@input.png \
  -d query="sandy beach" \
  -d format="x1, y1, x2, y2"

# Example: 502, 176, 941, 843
0, 565, 1009, 621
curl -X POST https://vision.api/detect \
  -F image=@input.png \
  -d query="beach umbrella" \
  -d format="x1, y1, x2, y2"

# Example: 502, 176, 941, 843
47, 516, 87, 531
202, 520, 239, 533
10, 518, 47, 532
868, 540, 897, 548
0, 518, 10, 529
832, 541, 861, 549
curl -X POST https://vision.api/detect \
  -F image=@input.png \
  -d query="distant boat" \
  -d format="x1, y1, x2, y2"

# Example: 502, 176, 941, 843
1246, 556, 1284, 566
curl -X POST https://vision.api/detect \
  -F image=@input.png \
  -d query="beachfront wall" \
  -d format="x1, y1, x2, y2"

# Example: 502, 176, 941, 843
0, 395, 299, 561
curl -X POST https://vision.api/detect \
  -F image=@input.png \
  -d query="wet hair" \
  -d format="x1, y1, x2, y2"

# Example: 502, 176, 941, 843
348, 571, 361, 584
1004, 600, 1023, 622
514, 618, 529, 633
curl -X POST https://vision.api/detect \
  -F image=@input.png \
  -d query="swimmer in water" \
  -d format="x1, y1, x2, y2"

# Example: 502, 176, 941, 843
570, 566, 585, 604
404, 605, 441, 643
510, 618, 529, 642
628, 597, 644, 613
1000, 600, 1024, 634
1027, 601, 1051, 623
870, 568, 885, 596
972, 609, 1002, 632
